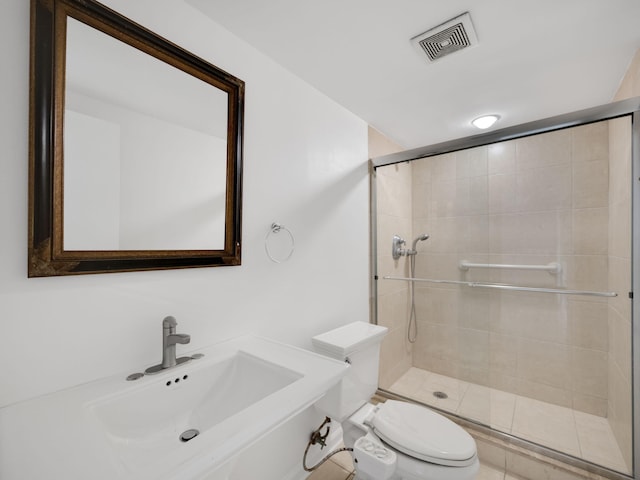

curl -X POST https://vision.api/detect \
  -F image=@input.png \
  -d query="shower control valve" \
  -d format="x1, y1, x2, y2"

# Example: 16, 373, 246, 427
392, 235, 407, 260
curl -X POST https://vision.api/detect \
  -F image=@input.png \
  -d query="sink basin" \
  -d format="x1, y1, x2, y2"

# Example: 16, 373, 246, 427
0, 336, 348, 480
89, 351, 303, 473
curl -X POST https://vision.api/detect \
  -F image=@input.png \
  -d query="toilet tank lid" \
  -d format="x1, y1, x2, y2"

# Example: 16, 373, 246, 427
312, 322, 388, 358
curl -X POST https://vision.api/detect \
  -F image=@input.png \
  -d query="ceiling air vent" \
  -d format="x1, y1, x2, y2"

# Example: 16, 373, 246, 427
411, 12, 478, 63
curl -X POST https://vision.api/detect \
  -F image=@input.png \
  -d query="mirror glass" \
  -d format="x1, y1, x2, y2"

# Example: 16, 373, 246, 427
28, 0, 244, 276
64, 18, 228, 251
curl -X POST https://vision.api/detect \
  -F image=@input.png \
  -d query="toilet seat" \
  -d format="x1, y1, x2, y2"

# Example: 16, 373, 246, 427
368, 400, 476, 467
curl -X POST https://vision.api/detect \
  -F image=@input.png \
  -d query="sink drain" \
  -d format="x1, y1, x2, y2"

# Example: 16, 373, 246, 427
180, 429, 200, 442
433, 391, 448, 399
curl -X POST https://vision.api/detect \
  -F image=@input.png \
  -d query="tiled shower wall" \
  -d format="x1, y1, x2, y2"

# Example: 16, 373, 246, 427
607, 47, 640, 470
369, 127, 413, 389
408, 124, 613, 417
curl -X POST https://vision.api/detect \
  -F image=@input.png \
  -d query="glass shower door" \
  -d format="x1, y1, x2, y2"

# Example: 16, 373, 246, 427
374, 113, 634, 476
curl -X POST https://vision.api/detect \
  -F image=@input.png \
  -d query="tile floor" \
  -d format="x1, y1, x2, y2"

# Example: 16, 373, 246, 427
307, 448, 510, 480
389, 367, 630, 474
307, 446, 517, 480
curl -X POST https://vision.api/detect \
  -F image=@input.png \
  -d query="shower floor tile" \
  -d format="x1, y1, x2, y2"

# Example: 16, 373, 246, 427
389, 367, 630, 475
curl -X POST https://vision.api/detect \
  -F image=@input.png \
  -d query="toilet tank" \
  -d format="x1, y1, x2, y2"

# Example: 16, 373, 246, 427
312, 322, 388, 422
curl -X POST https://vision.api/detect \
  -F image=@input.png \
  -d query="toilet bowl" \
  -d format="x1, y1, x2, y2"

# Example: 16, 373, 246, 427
343, 401, 478, 480
311, 322, 479, 480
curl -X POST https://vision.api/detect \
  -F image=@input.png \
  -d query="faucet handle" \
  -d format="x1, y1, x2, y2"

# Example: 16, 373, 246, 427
163, 316, 178, 328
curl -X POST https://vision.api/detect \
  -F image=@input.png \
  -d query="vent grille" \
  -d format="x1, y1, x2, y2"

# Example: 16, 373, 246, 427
412, 12, 478, 63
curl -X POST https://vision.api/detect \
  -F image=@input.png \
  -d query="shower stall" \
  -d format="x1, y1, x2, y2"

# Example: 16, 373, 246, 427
371, 98, 640, 479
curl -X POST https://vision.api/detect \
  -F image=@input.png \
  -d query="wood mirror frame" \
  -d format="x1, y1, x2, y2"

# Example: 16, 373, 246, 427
28, 0, 244, 277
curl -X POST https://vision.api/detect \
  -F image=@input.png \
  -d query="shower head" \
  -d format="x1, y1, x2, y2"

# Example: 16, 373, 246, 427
412, 233, 429, 249
409, 233, 430, 254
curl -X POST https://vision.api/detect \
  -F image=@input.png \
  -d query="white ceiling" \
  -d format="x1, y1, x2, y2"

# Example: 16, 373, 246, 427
187, 0, 640, 149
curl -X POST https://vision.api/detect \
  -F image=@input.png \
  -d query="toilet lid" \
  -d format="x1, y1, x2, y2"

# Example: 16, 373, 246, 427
370, 401, 476, 467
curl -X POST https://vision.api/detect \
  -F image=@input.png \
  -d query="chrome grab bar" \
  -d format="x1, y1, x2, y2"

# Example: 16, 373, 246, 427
459, 260, 561, 275
382, 276, 617, 298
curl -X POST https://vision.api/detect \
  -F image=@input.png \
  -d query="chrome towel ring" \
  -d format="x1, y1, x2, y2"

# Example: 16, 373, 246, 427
265, 223, 295, 263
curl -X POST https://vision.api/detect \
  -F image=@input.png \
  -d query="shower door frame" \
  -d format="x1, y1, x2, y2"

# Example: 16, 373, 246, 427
370, 96, 640, 480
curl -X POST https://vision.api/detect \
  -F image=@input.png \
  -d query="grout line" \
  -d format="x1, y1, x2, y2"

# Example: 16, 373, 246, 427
572, 408, 585, 458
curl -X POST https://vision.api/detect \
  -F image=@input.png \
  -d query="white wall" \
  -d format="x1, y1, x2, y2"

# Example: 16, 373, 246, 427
1, 2, 368, 474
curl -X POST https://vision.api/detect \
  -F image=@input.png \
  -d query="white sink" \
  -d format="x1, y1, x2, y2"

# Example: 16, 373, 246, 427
0, 336, 348, 480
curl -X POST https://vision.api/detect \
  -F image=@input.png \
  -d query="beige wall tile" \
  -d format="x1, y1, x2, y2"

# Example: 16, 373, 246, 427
572, 208, 608, 255
516, 165, 572, 212
608, 307, 632, 382
459, 288, 491, 331
376, 169, 412, 216
458, 328, 490, 370
489, 372, 519, 395
489, 333, 518, 377
517, 338, 570, 389
571, 392, 607, 417
515, 129, 572, 171
606, 70, 634, 468
572, 160, 609, 208
379, 326, 412, 388
417, 286, 459, 326
489, 291, 524, 337
459, 215, 490, 254
417, 253, 464, 281
431, 152, 456, 182
608, 117, 632, 205
609, 200, 631, 260
608, 361, 633, 470
571, 121, 609, 163
567, 300, 608, 351
376, 256, 410, 297
425, 216, 459, 253
489, 214, 519, 255
411, 157, 431, 186
411, 182, 430, 219
609, 254, 632, 322
516, 378, 573, 409
570, 346, 608, 398
516, 211, 572, 255
457, 176, 489, 215
377, 289, 409, 332
456, 146, 488, 178
488, 173, 518, 214
488, 140, 516, 175
431, 179, 457, 217
565, 255, 608, 292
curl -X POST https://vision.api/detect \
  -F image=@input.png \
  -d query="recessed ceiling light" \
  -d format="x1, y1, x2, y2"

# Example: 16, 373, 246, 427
471, 114, 500, 129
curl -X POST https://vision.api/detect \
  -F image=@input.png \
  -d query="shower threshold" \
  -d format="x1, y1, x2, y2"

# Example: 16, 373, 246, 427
383, 367, 630, 477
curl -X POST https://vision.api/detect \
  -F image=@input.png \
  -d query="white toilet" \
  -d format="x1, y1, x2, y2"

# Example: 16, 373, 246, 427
312, 322, 479, 480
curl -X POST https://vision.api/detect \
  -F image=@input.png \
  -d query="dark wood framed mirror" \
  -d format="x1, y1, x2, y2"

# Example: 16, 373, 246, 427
29, 0, 244, 277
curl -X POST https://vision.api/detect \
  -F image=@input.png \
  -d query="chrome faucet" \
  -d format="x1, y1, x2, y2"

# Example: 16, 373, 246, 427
145, 316, 191, 375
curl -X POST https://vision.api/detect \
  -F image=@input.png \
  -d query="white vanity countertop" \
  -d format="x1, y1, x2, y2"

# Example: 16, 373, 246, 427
0, 336, 348, 480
